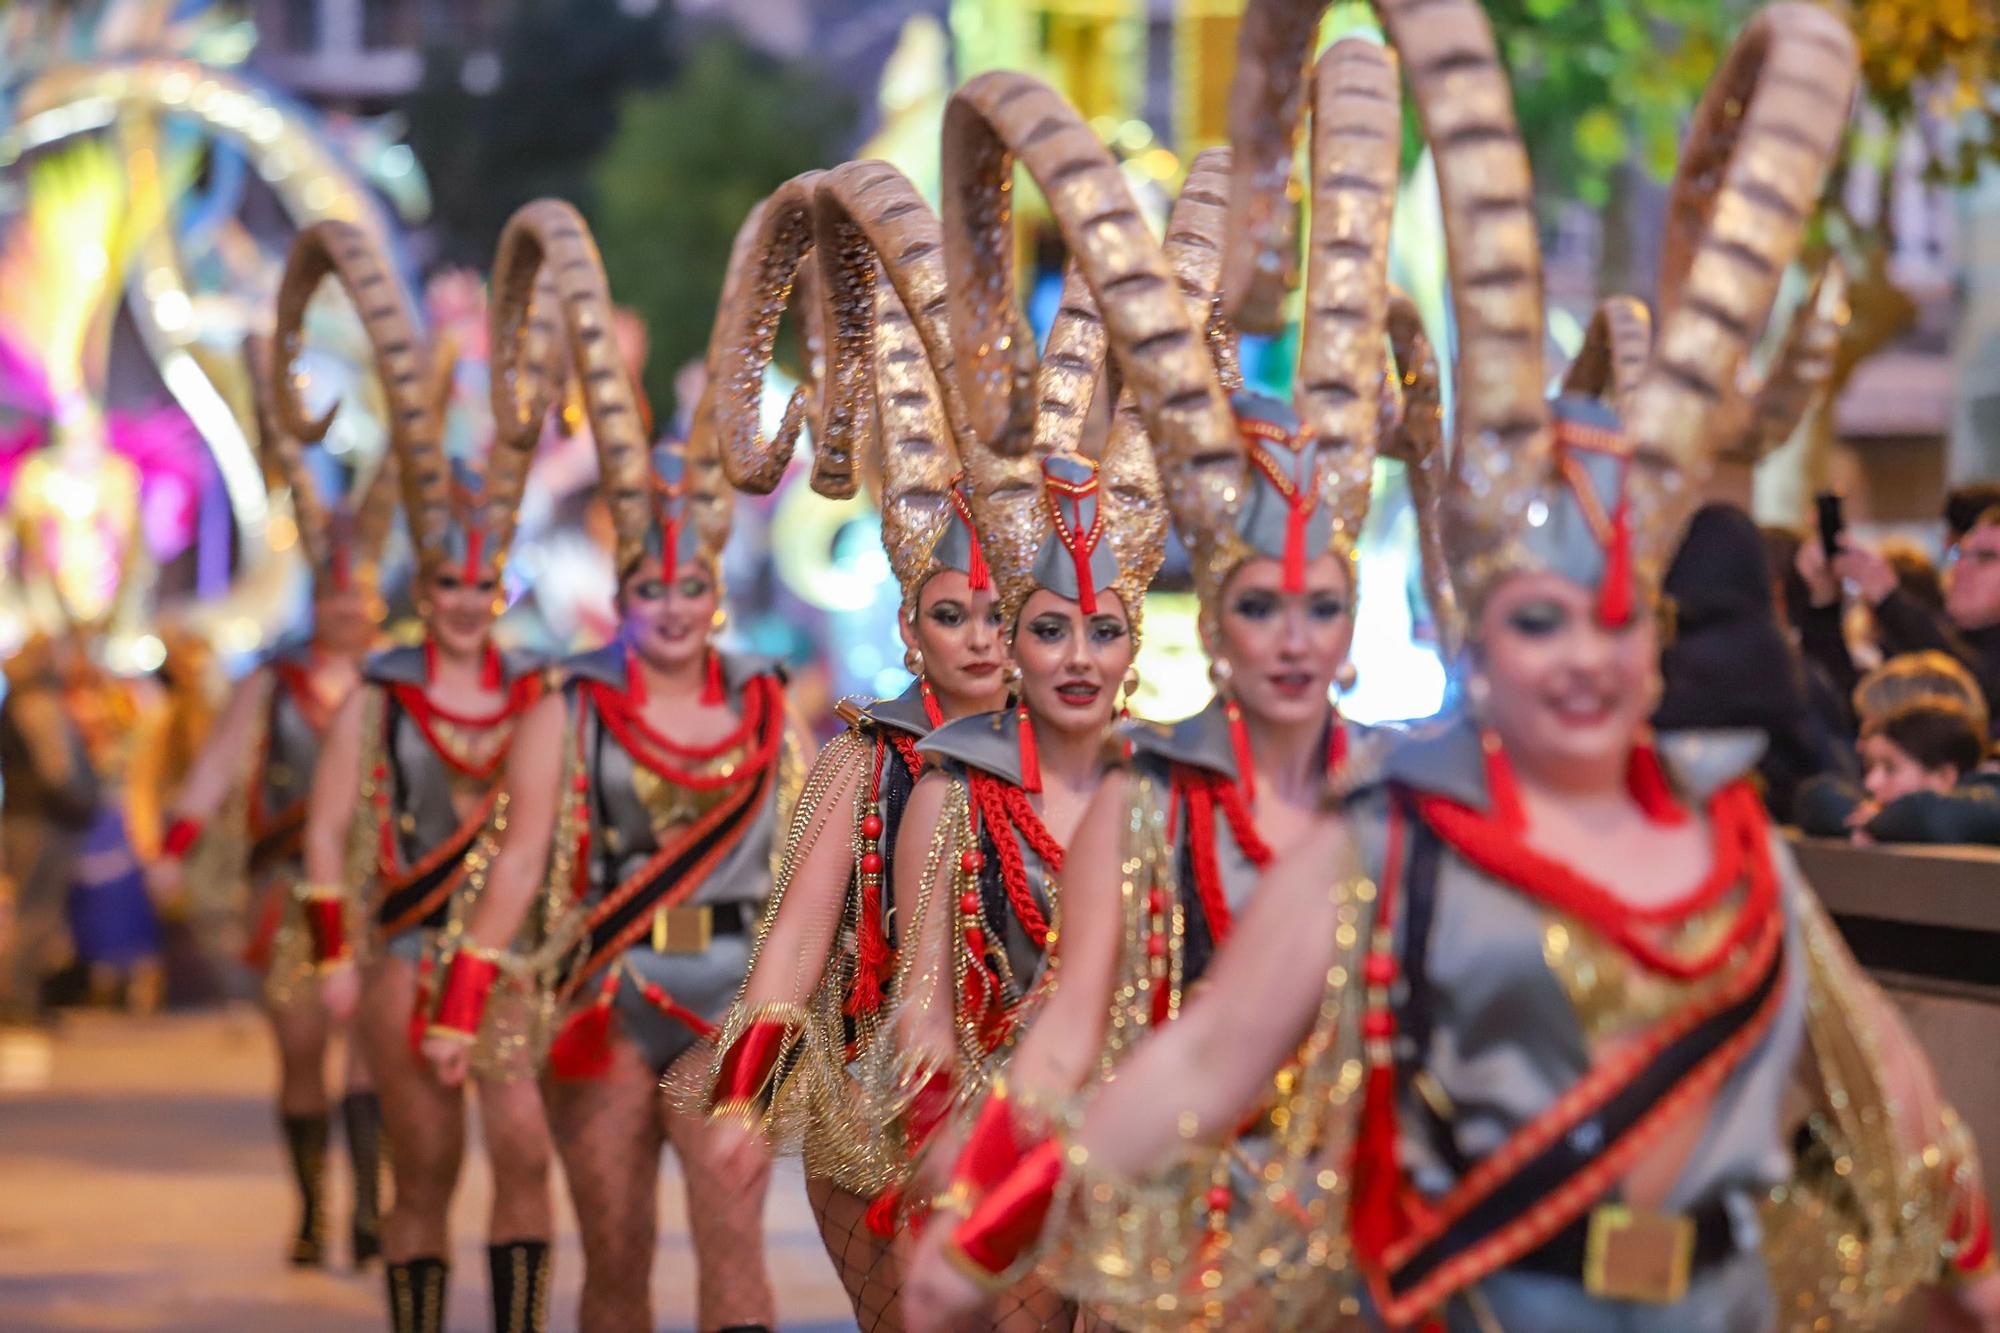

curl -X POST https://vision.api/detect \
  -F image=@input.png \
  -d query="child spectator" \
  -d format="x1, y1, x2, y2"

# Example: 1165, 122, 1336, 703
1796, 697, 2000, 845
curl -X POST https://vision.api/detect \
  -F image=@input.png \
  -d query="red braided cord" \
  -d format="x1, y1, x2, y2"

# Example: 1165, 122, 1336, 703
586, 675, 779, 789
965, 773, 1056, 950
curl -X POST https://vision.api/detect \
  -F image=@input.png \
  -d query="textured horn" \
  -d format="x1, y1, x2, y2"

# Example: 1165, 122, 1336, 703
1299, 37, 1400, 558
1559, 296, 1654, 410
1382, 292, 1462, 659
815, 159, 978, 480
1030, 261, 1109, 460
1623, 3, 1857, 563
1371, 0, 1552, 578
272, 220, 448, 569
1223, 0, 1336, 331
1720, 258, 1846, 465
942, 72, 1238, 534
478, 261, 569, 552
491, 199, 654, 574
245, 332, 329, 578
706, 171, 824, 495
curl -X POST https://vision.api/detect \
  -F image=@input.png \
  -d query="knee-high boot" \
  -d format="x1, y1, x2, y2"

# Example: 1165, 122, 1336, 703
386, 1257, 449, 1333
279, 1111, 328, 1266
487, 1240, 552, 1333
341, 1090, 385, 1267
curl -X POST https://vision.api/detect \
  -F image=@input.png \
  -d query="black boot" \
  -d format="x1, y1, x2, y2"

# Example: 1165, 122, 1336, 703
386, 1257, 449, 1333
341, 1091, 386, 1268
279, 1112, 328, 1266
487, 1240, 552, 1333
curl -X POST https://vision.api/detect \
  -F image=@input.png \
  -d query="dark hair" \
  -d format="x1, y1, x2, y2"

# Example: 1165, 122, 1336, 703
1944, 484, 2000, 544
1882, 540, 1944, 613
1866, 700, 1986, 779
1759, 524, 1809, 630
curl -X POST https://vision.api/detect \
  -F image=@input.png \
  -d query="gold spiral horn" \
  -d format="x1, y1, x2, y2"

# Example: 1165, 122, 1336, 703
1372, 0, 1552, 586
813, 158, 1044, 594
1030, 261, 1110, 461
475, 262, 569, 556
490, 198, 654, 574
1222, 0, 1336, 331
1382, 292, 1462, 659
272, 220, 449, 571
1622, 2, 1857, 568
1716, 258, 1848, 467
245, 331, 330, 578
1559, 296, 1654, 412
941, 71, 1238, 537
706, 171, 825, 496
1299, 36, 1399, 559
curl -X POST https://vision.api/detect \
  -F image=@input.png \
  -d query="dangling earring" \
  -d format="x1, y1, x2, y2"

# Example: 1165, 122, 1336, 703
1208, 657, 1234, 694
1120, 666, 1141, 718
1003, 662, 1022, 696
905, 647, 925, 677
1466, 672, 1492, 722
711, 606, 729, 632
1334, 661, 1358, 693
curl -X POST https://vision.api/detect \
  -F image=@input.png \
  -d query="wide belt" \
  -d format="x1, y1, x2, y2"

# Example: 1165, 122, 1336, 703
1510, 1198, 1737, 1304
644, 902, 748, 955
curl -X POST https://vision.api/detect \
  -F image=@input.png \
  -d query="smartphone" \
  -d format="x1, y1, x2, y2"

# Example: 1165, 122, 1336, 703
1816, 492, 1846, 560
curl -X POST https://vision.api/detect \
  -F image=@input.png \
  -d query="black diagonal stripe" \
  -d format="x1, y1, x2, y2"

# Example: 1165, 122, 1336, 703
247, 804, 308, 876
1387, 945, 1784, 1300
375, 816, 481, 934
568, 780, 763, 992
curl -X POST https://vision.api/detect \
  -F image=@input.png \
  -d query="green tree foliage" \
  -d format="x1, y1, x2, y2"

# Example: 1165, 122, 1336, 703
590, 32, 856, 423
404, 0, 678, 267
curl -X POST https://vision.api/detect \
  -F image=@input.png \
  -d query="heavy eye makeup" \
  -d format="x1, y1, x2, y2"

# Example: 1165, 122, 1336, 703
1087, 614, 1129, 645
1308, 593, 1348, 622
630, 577, 668, 601
926, 600, 967, 629
1027, 613, 1071, 643
1504, 600, 1569, 638
676, 576, 712, 599
1231, 590, 1279, 622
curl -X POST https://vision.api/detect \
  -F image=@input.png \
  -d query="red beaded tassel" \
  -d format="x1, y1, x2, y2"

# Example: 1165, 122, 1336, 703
1349, 807, 1411, 1269
480, 642, 503, 690
548, 971, 621, 1080
1626, 739, 1688, 825
700, 650, 726, 707
1596, 490, 1634, 629
846, 747, 892, 1019
1479, 729, 1526, 832
1015, 706, 1041, 794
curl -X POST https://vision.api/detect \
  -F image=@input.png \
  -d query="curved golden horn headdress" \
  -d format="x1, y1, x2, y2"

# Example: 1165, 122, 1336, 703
1560, 297, 1654, 411
1370, 0, 1856, 624
271, 221, 441, 584
1382, 292, 1463, 659
937, 73, 1183, 633
813, 159, 1030, 612
707, 172, 836, 497
1713, 259, 1849, 467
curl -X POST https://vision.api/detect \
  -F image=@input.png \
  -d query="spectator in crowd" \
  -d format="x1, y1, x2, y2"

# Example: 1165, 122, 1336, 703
1765, 522, 1860, 739
1945, 482, 2000, 549
0, 635, 100, 1028
1655, 503, 1855, 821
1806, 500, 2000, 730
1796, 696, 2000, 845
1854, 650, 1990, 737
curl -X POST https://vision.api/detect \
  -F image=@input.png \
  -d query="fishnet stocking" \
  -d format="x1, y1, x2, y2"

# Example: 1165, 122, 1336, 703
662, 1084, 776, 1331
806, 1174, 905, 1332
543, 1034, 663, 1333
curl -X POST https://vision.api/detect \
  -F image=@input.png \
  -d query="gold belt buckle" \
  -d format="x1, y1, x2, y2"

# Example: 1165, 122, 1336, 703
1583, 1204, 1694, 1304
650, 905, 713, 955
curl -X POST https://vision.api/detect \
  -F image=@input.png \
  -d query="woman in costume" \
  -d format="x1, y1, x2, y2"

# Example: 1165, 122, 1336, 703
421, 198, 811, 1333
991, 4, 1999, 1330
293, 219, 559, 1333
686, 162, 1013, 1331
145, 329, 395, 1270
898, 43, 1457, 1318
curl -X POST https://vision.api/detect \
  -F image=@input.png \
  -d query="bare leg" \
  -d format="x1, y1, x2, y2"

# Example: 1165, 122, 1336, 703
267, 991, 332, 1263
544, 1033, 663, 1333
355, 956, 465, 1264
807, 1174, 904, 1332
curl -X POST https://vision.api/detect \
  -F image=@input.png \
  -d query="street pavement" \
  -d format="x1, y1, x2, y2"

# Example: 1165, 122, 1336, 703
0, 1007, 859, 1332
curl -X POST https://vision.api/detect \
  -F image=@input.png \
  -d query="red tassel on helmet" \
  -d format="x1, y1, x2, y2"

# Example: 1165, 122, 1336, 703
1596, 497, 1634, 629
480, 643, 503, 691
1282, 498, 1309, 594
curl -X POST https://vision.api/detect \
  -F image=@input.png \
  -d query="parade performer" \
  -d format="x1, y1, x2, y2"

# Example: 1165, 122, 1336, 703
144, 331, 396, 1268
292, 220, 559, 1333
898, 47, 1452, 1314
1015, 3, 1999, 1329
687, 161, 1013, 1331
858, 72, 1230, 1329
422, 199, 810, 1333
